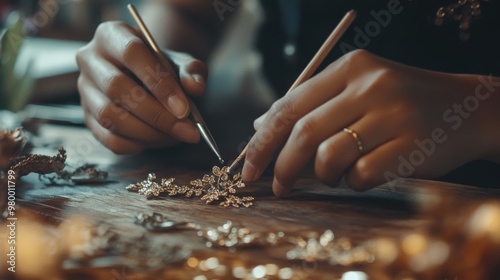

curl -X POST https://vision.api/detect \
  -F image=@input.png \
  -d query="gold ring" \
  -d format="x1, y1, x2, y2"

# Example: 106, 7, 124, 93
343, 128, 364, 153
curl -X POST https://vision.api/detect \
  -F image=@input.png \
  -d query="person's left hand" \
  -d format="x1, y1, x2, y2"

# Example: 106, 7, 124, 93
241, 50, 500, 196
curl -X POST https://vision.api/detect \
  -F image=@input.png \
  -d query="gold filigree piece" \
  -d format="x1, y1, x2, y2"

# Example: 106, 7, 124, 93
134, 211, 374, 267
286, 230, 375, 266
126, 166, 254, 208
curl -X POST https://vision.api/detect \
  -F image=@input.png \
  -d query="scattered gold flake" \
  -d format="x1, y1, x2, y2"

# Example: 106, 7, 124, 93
286, 230, 375, 266
126, 166, 254, 208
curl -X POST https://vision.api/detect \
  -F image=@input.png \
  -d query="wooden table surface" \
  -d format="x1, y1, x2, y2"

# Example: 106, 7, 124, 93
5, 118, 500, 279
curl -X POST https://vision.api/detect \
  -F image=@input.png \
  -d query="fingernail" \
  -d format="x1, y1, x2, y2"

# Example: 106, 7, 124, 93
172, 121, 199, 143
273, 178, 286, 198
192, 74, 205, 87
166, 94, 189, 119
242, 161, 258, 182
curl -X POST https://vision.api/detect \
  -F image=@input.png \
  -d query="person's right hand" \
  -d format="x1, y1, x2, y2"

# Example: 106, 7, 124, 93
76, 21, 208, 154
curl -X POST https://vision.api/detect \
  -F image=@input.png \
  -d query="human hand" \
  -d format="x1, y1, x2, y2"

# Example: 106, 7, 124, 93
76, 21, 208, 154
242, 50, 500, 196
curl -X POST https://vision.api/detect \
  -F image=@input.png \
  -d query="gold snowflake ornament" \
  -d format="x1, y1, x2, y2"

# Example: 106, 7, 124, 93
126, 166, 254, 208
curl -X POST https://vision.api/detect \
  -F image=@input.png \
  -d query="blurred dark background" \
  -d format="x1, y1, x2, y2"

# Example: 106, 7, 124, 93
1, 0, 139, 41
0, 0, 140, 106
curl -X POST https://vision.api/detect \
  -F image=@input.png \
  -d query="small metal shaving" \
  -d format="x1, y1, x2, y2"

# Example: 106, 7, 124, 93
127, 166, 254, 208
10, 147, 66, 177
286, 231, 375, 266
60, 220, 190, 270
134, 212, 197, 232
199, 220, 286, 249
133, 212, 374, 266
40, 164, 108, 185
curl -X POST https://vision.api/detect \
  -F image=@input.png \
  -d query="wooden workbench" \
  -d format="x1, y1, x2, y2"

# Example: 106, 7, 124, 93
3, 118, 500, 279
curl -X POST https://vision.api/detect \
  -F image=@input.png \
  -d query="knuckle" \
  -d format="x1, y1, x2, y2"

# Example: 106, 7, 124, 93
95, 104, 114, 127
149, 72, 170, 93
75, 46, 88, 68
314, 142, 337, 184
122, 38, 145, 63
76, 43, 96, 71
341, 49, 376, 74
104, 73, 126, 97
246, 135, 266, 163
316, 141, 337, 168
96, 21, 124, 35
150, 108, 166, 127
94, 22, 108, 37
348, 158, 379, 191
270, 98, 291, 116
334, 49, 375, 77
291, 118, 316, 149
95, 21, 123, 43
100, 118, 116, 131
346, 49, 371, 62
269, 98, 296, 125
95, 21, 112, 34
245, 139, 260, 160
343, 49, 372, 67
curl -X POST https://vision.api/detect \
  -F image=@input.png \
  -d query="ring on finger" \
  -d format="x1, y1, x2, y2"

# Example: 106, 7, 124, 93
343, 127, 364, 153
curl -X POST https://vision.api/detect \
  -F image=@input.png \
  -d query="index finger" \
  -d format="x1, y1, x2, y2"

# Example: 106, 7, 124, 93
241, 61, 348, 182
96, 22, 189, 119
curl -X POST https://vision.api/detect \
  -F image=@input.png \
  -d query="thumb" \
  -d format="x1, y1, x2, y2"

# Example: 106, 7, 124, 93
179, 58, 208, 97
167, 50, 208, 97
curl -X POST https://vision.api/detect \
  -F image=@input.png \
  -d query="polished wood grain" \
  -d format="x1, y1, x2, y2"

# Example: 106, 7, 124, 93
12, 123, 500, 279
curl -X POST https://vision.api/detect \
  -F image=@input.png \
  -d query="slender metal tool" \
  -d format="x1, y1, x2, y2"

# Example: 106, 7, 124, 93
127, 4, 224, 164
228, 10, 357, 172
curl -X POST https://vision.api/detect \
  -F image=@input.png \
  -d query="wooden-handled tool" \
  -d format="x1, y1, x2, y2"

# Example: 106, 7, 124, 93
229, 10, 357, 171
128, 4, 224, 164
